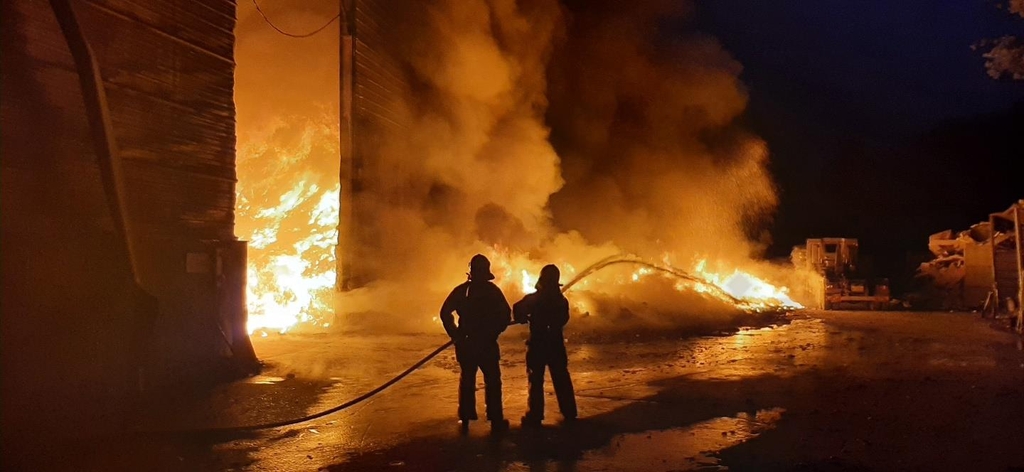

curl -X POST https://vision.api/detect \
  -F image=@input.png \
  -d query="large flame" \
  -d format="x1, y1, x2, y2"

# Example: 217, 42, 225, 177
236, 115, 340, 335
238, 199, 803, 335
675, 258, 802, 311
235, 126, 800, 335
487, 250, 803, 316
233, 0, 802, 337
238, 189, 801, 334
241, 182, 339, 334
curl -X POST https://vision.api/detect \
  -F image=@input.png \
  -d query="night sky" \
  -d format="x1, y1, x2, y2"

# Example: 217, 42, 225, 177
692, 0, 1023, 287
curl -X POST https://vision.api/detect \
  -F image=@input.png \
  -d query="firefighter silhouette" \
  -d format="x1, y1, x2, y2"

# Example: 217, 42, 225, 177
513, 264, 578, 426
439, 254, 512, 433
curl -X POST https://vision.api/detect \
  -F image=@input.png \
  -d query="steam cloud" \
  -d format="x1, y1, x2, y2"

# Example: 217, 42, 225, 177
235, 0, 802, 337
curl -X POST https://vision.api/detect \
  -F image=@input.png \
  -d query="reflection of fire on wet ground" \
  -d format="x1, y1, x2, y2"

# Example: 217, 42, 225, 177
139, 311, 1023, 472
575, 408, 785, 471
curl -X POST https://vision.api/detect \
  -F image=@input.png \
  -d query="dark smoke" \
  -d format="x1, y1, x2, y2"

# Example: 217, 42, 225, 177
547, 0, 777, 260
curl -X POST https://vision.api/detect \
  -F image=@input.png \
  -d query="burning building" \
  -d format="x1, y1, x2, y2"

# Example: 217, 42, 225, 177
2, 0, 251, 446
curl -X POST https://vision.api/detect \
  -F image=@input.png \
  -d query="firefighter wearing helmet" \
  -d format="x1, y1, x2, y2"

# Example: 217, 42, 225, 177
513, 264, 578, 427
439, 254, 512, 434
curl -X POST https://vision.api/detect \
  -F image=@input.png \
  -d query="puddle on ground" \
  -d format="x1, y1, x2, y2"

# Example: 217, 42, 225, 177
246, 375, 287, 385
928, 356, 997, 368
678, 319, 830, 381
575, 408, 785, 471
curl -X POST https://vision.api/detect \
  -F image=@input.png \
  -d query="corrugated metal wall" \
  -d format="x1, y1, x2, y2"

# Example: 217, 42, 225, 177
341, 0, 412, 287
1, 0, 238, 446
353, 0, 409, 143
5, 0, 237, 241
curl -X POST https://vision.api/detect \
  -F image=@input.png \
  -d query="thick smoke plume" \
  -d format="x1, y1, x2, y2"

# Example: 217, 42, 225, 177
547, 1, 777, 260
235, 0, 806, 337
338, 0, 568, 327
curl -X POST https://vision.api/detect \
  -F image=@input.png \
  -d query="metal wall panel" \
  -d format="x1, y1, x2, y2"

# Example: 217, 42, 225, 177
341, 0, 413, 287
1, 0, 239, 440
6, 0, 237, 241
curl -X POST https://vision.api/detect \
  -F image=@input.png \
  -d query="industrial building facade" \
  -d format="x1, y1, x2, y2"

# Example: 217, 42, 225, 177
2, 0, 248, 442
338, 0, 413, 289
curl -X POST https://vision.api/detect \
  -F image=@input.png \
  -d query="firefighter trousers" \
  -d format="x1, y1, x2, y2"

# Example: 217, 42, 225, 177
524, 340, 577, 421
455, 339, 504, 421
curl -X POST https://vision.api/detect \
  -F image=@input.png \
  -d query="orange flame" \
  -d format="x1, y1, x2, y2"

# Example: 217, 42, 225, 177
241, 181, 339, 334
686, 258, 802, 310
239, 178, 800, 335
235, 116, 340, 335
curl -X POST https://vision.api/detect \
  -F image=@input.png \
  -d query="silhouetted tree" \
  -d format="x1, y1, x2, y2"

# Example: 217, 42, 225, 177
976, 0, 1024, 79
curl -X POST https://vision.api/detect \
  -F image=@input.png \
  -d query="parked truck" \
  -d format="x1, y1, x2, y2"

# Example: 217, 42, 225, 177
792, 238, 891, 310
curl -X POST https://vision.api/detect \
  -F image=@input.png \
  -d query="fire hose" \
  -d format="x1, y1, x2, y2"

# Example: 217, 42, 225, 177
148, 255, 742, 434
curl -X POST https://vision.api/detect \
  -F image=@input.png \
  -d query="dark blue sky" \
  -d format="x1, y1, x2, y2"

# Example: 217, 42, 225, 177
695, 0, 1023, 138
691, 0, 1023, 284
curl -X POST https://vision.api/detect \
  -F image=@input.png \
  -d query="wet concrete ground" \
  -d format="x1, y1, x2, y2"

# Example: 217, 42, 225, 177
24, 310, 1024, 471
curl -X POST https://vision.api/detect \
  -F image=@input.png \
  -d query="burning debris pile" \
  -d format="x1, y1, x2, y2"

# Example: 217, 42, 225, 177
234, 0, 813, 336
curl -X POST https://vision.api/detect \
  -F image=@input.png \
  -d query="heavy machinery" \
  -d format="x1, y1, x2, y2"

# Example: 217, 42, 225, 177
792, 238, 891, 310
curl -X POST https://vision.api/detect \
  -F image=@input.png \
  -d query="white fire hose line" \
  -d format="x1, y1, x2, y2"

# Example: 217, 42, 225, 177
142, 256, 767, 435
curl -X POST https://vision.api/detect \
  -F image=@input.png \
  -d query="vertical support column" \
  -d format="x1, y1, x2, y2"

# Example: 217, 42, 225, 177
1014, 202, 1023, 333
337, 2, 355, 291
218, 240, 258, 371
989, 212, 1000, 316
